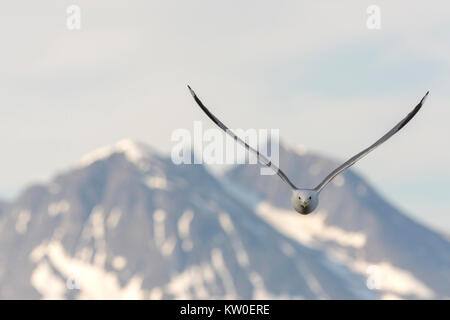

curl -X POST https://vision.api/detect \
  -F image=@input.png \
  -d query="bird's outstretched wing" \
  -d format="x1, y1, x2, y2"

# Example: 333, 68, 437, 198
188, 85, 298, 190
315, 92, 429, 192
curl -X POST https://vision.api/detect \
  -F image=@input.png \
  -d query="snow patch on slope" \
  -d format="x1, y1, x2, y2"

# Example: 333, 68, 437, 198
257, 202, 365, 248
256, 202, 434, 299
15, 210, 31, 234
145, 176, 168, 190
249, 272, 299, 299
211, 248, 237, 299
178, 210, 194, 252
218, 212, 249, 268
165, 263, 215, 299
30, 241, 148, 299
79, 139, 153, 168
48, 200, 70, 217
30, 260, 66, 299
106, 208, 122, 229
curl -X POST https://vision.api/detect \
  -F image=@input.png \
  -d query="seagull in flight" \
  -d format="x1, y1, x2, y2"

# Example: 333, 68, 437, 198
188, 85, 428, 215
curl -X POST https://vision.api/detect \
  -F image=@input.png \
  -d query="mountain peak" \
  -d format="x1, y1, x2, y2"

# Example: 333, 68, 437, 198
79, 139, 155, 167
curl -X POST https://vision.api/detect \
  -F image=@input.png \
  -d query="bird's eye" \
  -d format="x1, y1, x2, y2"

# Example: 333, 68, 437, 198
309, 196, 311, 200
298, 196, 301, 200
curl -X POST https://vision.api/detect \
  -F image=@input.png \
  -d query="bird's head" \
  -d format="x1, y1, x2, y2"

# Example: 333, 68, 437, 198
291, 189, 318, 215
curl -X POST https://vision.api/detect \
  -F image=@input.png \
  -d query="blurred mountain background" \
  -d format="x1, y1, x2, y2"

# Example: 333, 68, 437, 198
0, 139, 448, 299
1, 0, 450, 300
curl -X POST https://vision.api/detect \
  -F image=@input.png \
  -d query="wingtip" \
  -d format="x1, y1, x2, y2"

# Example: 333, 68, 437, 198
187, 85, 196, 98
421, 91, 429, 104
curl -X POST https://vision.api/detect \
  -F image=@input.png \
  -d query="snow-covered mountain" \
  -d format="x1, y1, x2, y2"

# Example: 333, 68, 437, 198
0, 139, 448, 299
226, 143, 450, 299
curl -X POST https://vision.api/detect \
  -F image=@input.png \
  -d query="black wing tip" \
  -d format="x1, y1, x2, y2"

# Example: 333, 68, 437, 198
187, 85, 196, 98
421, 91, 429, 104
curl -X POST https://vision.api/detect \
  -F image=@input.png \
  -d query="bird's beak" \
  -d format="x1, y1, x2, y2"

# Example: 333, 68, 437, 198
302, 201, 307, 208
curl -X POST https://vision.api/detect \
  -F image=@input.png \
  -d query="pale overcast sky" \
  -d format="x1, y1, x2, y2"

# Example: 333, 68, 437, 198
0, 1, 449, 233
